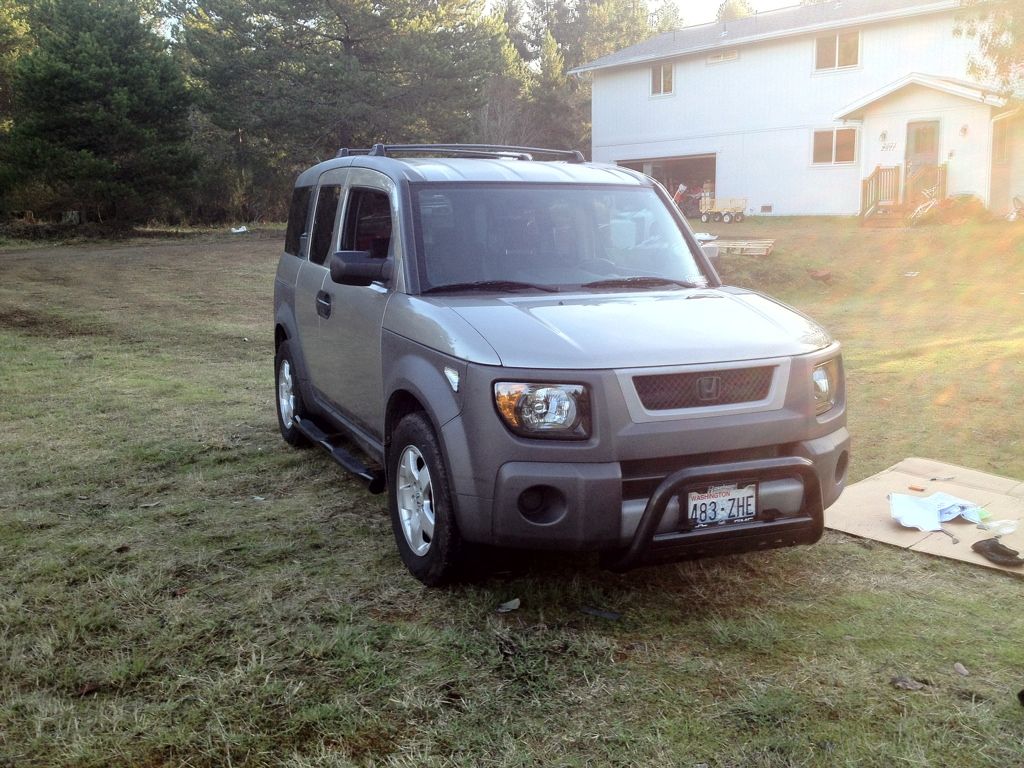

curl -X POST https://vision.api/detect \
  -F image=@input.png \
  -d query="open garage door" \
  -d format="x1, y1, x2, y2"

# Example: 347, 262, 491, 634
617, 154, 716, 218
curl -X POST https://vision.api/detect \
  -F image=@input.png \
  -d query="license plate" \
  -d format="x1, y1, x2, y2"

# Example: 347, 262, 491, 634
687, 483, 757, 527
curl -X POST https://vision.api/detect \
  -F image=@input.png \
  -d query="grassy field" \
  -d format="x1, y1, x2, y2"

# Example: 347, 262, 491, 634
1, 220, 1023, 767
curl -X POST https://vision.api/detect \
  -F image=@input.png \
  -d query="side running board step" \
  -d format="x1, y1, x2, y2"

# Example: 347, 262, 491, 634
293, 416, 387, 494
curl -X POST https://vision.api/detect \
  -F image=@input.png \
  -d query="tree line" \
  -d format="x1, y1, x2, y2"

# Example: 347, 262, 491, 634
0, 0, 1015, 225
0, 0, 679, 224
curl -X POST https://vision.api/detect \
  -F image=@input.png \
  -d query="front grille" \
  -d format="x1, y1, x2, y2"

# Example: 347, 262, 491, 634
633, 366, 774, 411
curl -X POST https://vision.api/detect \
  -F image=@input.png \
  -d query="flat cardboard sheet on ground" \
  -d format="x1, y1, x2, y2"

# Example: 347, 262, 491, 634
825, 457, 1024, 576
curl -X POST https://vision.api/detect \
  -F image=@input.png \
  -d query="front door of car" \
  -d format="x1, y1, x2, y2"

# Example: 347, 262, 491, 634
295, 170, 346, 391
317, 168, 396, 439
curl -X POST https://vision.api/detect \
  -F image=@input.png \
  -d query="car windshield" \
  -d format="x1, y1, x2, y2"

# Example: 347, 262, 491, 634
412, 184, 708, 293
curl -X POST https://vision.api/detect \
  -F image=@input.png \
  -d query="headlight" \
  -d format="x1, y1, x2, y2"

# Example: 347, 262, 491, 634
494, 382, 590, 439
812, 358, 840, 415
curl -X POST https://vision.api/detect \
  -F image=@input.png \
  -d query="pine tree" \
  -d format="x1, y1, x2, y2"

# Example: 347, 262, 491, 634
479, 7, 534, 145
0, 0, 30, 131
527, 30, 578, 149
4, 0, 193, 222
173, 0, 502, 161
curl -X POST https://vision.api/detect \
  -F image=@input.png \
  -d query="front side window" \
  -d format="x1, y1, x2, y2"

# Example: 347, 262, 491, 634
342, 188, 393, 259
412, 184, 706, 293
813, 128, 857, 164
815, 30, 859, 70
284, 186, 312, 256
651, 63, 673, 95
309, 185, 341, 265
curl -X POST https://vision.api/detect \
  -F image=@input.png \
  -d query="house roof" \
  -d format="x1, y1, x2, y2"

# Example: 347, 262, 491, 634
832, 72, 1008, 120
569, 0, 958, 75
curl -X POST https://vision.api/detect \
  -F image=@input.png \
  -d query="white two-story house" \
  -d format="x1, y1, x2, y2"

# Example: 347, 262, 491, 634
571, 0, 1023, 218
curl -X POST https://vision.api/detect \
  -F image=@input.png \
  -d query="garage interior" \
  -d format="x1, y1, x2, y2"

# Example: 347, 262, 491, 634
617, 154, 717, 215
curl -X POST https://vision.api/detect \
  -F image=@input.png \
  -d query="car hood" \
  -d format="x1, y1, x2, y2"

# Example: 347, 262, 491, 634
439, 288, 832, 369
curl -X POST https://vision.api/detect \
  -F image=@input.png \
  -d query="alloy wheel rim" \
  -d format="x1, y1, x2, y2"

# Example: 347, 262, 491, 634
278, 359, 296, 427
397, 445, 435, 557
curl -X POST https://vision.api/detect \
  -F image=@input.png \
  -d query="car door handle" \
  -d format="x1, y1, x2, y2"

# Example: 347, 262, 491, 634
315, 291, 332, 319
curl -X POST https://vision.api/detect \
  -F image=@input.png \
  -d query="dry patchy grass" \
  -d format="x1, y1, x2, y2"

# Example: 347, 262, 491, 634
1, 221, 1023, 767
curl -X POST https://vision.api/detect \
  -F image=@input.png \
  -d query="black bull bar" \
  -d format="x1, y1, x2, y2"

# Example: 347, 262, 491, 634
604, 456, 825, 572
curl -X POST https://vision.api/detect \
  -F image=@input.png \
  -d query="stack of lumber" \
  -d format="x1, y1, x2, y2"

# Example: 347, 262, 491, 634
713, 238, 775, 257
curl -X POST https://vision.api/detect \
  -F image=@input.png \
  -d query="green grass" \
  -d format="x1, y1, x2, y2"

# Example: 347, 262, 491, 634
1, 221, 1023, 766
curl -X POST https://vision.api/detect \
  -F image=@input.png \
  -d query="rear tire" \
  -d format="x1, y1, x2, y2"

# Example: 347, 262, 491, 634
275, 340, 311, 448
388, 412, 464, 586
722, 212, 733, 224
734, 212, 745, 223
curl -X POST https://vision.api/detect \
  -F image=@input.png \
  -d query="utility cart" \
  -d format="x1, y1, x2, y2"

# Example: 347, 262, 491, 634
699, 196, 747, 224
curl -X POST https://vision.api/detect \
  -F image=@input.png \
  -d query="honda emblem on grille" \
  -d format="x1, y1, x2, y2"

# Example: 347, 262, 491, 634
697, 375, 721, 402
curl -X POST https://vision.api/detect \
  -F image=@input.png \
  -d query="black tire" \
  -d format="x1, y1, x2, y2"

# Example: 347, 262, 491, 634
700, 212, 710, 223
722, 212, 733, 224
734, 212, 745, 223
388, 412, 464, 586
712, 212, 723, 222
275, 340, 311, 448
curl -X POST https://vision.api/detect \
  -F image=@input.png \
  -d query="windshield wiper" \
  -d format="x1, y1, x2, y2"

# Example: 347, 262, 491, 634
422, 280, 558, 294
580, 276, 701, 290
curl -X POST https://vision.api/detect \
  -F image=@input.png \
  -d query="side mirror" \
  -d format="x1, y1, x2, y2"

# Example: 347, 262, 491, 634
330, 250, 393, 286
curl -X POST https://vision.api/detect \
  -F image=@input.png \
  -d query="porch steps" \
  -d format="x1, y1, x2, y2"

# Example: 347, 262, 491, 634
862, 203, 908, 228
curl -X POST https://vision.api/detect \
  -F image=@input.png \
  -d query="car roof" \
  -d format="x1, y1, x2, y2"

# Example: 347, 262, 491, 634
294, 155, 651, 188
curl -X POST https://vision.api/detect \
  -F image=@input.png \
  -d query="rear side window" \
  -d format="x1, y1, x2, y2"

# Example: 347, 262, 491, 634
284, 186, 312, 256
309, 185, 342, 265
342, 189, 392, 259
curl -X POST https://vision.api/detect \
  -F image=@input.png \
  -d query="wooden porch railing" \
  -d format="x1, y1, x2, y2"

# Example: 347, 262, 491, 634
860, 165, 901, 219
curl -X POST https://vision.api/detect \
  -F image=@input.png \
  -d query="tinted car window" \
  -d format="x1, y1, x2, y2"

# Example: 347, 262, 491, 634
284, 186, 312, 256
342, 188, 392, 259
309, 185, 341, 266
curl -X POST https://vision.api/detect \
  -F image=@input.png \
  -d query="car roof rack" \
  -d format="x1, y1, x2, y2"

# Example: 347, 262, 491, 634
337, 144, 585, 163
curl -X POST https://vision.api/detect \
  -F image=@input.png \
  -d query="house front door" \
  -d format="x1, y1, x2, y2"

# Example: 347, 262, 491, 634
905, 120, 940, 201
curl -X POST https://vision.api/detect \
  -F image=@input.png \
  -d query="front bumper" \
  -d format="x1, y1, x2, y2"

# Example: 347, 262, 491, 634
450, 426, 849, 560
603, 456, 823, 571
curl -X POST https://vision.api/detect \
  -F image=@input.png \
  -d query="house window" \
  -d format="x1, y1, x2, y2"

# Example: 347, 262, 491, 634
813, 128, 857, 164
993, 120, 1008, 164
707, 49, 738, 64
651, 63, 673, 95
815, 30, 859, 70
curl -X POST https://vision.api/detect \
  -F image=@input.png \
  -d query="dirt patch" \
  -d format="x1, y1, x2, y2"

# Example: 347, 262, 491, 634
0, 220, 136, 241
0, 308, 107, 339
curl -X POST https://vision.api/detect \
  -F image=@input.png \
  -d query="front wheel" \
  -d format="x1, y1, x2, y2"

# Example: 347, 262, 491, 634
700, 212, 710, 223
388, 412, 465, 586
